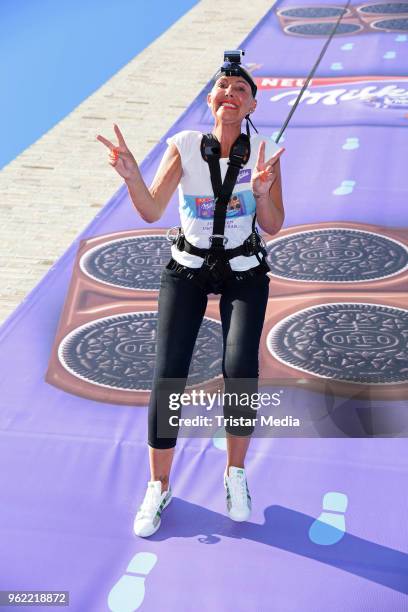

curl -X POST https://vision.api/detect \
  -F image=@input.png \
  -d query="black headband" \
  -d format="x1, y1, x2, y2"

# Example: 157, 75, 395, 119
213, 62, 257, 98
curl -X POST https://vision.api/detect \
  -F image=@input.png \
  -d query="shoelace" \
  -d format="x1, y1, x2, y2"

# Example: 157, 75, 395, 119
138, 485, 161, 518
229, 474, 248, 506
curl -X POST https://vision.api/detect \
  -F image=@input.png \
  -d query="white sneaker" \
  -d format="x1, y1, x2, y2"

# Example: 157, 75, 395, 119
133, 481, 172, 538
224, 466, 252, 522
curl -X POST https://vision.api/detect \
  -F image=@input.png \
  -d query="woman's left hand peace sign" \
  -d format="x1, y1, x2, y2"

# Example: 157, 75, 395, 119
251, 142, 285, 196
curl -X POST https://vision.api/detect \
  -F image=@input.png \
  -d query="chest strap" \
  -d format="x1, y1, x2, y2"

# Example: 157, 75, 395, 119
169, 132, 268, 284
201, 132, 250, 251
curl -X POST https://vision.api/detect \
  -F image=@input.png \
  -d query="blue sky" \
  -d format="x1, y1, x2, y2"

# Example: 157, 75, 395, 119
1, 0, 197, 169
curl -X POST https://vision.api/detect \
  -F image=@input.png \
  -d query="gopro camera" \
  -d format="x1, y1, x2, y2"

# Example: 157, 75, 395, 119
214, 49, 257, 98
224, 49, 245, 65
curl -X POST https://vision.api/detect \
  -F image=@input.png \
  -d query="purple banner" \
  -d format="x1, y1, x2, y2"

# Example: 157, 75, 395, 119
0, 1, 407, 611
199, 76, 408, 128
244, 0, 408, 77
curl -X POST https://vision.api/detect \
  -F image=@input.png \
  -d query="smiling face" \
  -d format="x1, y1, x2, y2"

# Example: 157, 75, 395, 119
207, 75, 257, 126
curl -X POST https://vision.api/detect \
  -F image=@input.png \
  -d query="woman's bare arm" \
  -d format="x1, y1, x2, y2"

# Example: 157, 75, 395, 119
149, 144, 182, 221
125, 144, 182, 223
251, 142, 285, 235
126, 144, 182, 223
97, 125, 182, 224
255, 159, 284, 235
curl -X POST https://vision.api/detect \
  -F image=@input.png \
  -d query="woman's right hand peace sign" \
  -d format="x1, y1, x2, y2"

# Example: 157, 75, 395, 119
97, 124, 138, 182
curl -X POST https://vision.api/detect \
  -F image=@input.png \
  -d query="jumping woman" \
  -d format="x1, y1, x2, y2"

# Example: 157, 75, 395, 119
97, 51, 285, 537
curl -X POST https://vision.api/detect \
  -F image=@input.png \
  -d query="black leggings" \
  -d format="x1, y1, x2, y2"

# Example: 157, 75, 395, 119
148, 260, 270, 449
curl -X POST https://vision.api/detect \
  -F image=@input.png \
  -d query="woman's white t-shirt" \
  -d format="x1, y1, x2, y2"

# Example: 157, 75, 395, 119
166, 130, 280, 271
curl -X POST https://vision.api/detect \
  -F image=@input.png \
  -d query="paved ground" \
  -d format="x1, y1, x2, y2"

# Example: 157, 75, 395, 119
0, 0, 274, 324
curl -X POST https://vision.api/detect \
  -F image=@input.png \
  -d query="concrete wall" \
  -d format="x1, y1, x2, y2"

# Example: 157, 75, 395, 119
0, 0, 274, 324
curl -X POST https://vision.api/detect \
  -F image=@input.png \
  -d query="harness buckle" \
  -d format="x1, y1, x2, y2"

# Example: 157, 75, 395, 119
242, 231, 268, 257
166, 226, 182, 244
228, 154, 243, 169
209, 234, 229, 247
256, 231, 268, 256
255, 230, 267, 250
202, 252, 232, 288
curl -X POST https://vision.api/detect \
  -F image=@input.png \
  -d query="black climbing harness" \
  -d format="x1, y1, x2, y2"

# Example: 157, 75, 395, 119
166, 0, 352, 289
167, 131, 269, 289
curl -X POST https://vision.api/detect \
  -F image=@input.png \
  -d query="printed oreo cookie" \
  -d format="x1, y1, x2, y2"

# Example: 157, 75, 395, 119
267, 303, 408, 385
279, 6, 351, 19
358, 2, 408, 14
276, 5, 356, 31
80, 235, 172, 292
58, 311, 223, 392
266, 228, 408, 283
371, 16, 408, 30
284, 21, 363, 36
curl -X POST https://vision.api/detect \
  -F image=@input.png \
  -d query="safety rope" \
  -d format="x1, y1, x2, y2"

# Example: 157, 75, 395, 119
274, 0, 352, 143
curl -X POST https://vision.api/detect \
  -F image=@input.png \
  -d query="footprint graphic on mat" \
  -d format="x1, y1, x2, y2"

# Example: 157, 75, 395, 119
333, 180, 356, 196
212, 427, 227, 450
330, 62, 343, 71
395, 35, 407, 42
309, 491, 348, 545
341, 43, 354, 51
342, 137, 359, 150
108, 552, 157, 611
383, 51, 396, 60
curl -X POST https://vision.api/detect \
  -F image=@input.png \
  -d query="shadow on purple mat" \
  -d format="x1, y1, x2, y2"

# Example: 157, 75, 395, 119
146, 499, 408, 595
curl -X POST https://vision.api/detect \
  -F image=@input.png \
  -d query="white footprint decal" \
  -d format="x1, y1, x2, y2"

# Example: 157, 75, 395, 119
395, 35, 407, 42
341, 43, 354, 51
383, 51, 396, 60
309, 492, 348, 545
330, 62, 343, 71
333, 180, 356, 196
108, 552, 158, 612
342, 137, 360, 150
212, 426, 227, 451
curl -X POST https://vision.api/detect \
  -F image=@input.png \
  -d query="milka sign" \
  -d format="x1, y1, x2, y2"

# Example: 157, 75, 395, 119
271, 84, 408, 106
256, 77, 408, 106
